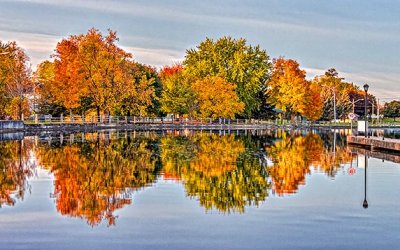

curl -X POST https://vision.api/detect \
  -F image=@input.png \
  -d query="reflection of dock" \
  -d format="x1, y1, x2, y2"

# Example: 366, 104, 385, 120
347, 136, 400, 152
348, 146, 400, 164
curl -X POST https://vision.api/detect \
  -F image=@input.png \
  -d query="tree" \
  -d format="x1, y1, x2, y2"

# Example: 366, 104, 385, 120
267, 58, 309, 121
116, 62, 158, 117
192, 76, 244, 119
0, 41, 32, 119
313, 68, 352, 121
53, 28, 132, 117
184, 37, 271, 118
159, 64, 195, 116
34, 60, 66, 115
383, 100, 400, 121
303, 82, 324, 122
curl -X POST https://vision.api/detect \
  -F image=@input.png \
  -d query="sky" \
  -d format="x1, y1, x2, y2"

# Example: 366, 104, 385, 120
1, 0, 399, 101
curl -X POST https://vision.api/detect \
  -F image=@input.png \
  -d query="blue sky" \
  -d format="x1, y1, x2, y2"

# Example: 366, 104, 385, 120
1, 0, 399, 100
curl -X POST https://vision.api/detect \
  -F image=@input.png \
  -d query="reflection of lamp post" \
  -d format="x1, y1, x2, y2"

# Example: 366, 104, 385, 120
363, 154, 368, 209
363, 84, 369, 138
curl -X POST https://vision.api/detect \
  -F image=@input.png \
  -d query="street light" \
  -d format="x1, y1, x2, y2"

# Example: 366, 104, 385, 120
363, 84, 369, 138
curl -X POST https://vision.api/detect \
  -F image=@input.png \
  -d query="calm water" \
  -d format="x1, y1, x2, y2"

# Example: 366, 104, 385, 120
0, 129, 399, 249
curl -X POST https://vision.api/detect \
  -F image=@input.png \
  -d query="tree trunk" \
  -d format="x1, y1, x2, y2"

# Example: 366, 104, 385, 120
19, 96, 23, 120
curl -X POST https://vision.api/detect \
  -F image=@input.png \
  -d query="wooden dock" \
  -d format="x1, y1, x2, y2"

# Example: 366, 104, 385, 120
347, 136, 400, 152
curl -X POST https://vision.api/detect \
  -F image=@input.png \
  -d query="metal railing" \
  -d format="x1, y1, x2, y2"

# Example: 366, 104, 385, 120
24, 115, 277, 126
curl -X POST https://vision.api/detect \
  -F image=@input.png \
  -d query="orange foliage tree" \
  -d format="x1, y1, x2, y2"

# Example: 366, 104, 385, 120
192, 76, 244, 119
267, 58, 309, 121
52, 28, 132, 117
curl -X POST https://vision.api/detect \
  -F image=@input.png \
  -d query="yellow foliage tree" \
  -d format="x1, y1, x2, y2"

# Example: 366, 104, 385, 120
267, 58, 309, 119
192, 76, 244, 119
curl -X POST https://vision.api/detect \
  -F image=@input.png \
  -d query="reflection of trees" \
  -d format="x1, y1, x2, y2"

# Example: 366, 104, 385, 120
0, 140, 34, 207
161, 133, 269, 213
36, 134, 159, 226
267, 132, 354, 195
267, 134, 312, 196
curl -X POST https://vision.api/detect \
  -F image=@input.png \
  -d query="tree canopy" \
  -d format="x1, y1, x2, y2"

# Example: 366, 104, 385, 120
184, 36, 271, 118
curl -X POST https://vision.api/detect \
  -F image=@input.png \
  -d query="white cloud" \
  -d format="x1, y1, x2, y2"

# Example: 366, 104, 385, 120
121, 46, 184, 68
0, 30, 59, 69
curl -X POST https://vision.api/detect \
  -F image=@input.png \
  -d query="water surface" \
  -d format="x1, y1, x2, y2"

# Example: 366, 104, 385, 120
0, 129, 399, 249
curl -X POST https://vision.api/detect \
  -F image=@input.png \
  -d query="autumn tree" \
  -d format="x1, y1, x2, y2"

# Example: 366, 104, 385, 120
34, 60, 66, 115
116, 61, 159, 117
0, 41, 32, 119
184, 37, 271, 118
192, 76, 244, 119
313, 69, 352, 121
159, 64, 195, 116
267, 58, 310, 121
303, 82, 324, 122
52, 28, 132, 117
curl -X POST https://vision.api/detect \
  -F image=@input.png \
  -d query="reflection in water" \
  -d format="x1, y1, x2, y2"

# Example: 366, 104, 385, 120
363, 155, 368, 209
267, 132, 354, 195
36, 132, 160, 226
161, 133, 269, 213
0, 130, 360, 225
0, 140, 34, 207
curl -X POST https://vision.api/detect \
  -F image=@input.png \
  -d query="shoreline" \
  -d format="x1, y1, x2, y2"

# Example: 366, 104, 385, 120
0, 122, 399, 134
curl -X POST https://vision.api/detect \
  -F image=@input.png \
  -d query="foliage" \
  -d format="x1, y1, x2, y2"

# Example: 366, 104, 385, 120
160, 64, 195, 116
303, 82, 324, 122
192, 76, 244, 118
116, 62, 159, 117
34, 60, 65, 115
267, 58, 309, 119
383, 100, 400, 121
313, 68, 353, 121
0, 40, 32, 119
5, 97, 31, 120
184, 36, 271, 118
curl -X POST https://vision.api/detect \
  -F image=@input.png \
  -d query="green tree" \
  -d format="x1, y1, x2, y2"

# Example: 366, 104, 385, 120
160, 64, 195, 116
383, 100, 400, 121
184, 37, 271, 118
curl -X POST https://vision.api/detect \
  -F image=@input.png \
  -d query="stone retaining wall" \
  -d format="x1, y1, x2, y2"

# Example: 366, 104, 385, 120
0, 120, 24, 132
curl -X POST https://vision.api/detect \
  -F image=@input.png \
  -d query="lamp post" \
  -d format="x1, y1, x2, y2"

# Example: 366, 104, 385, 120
363, 84, 369, 138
